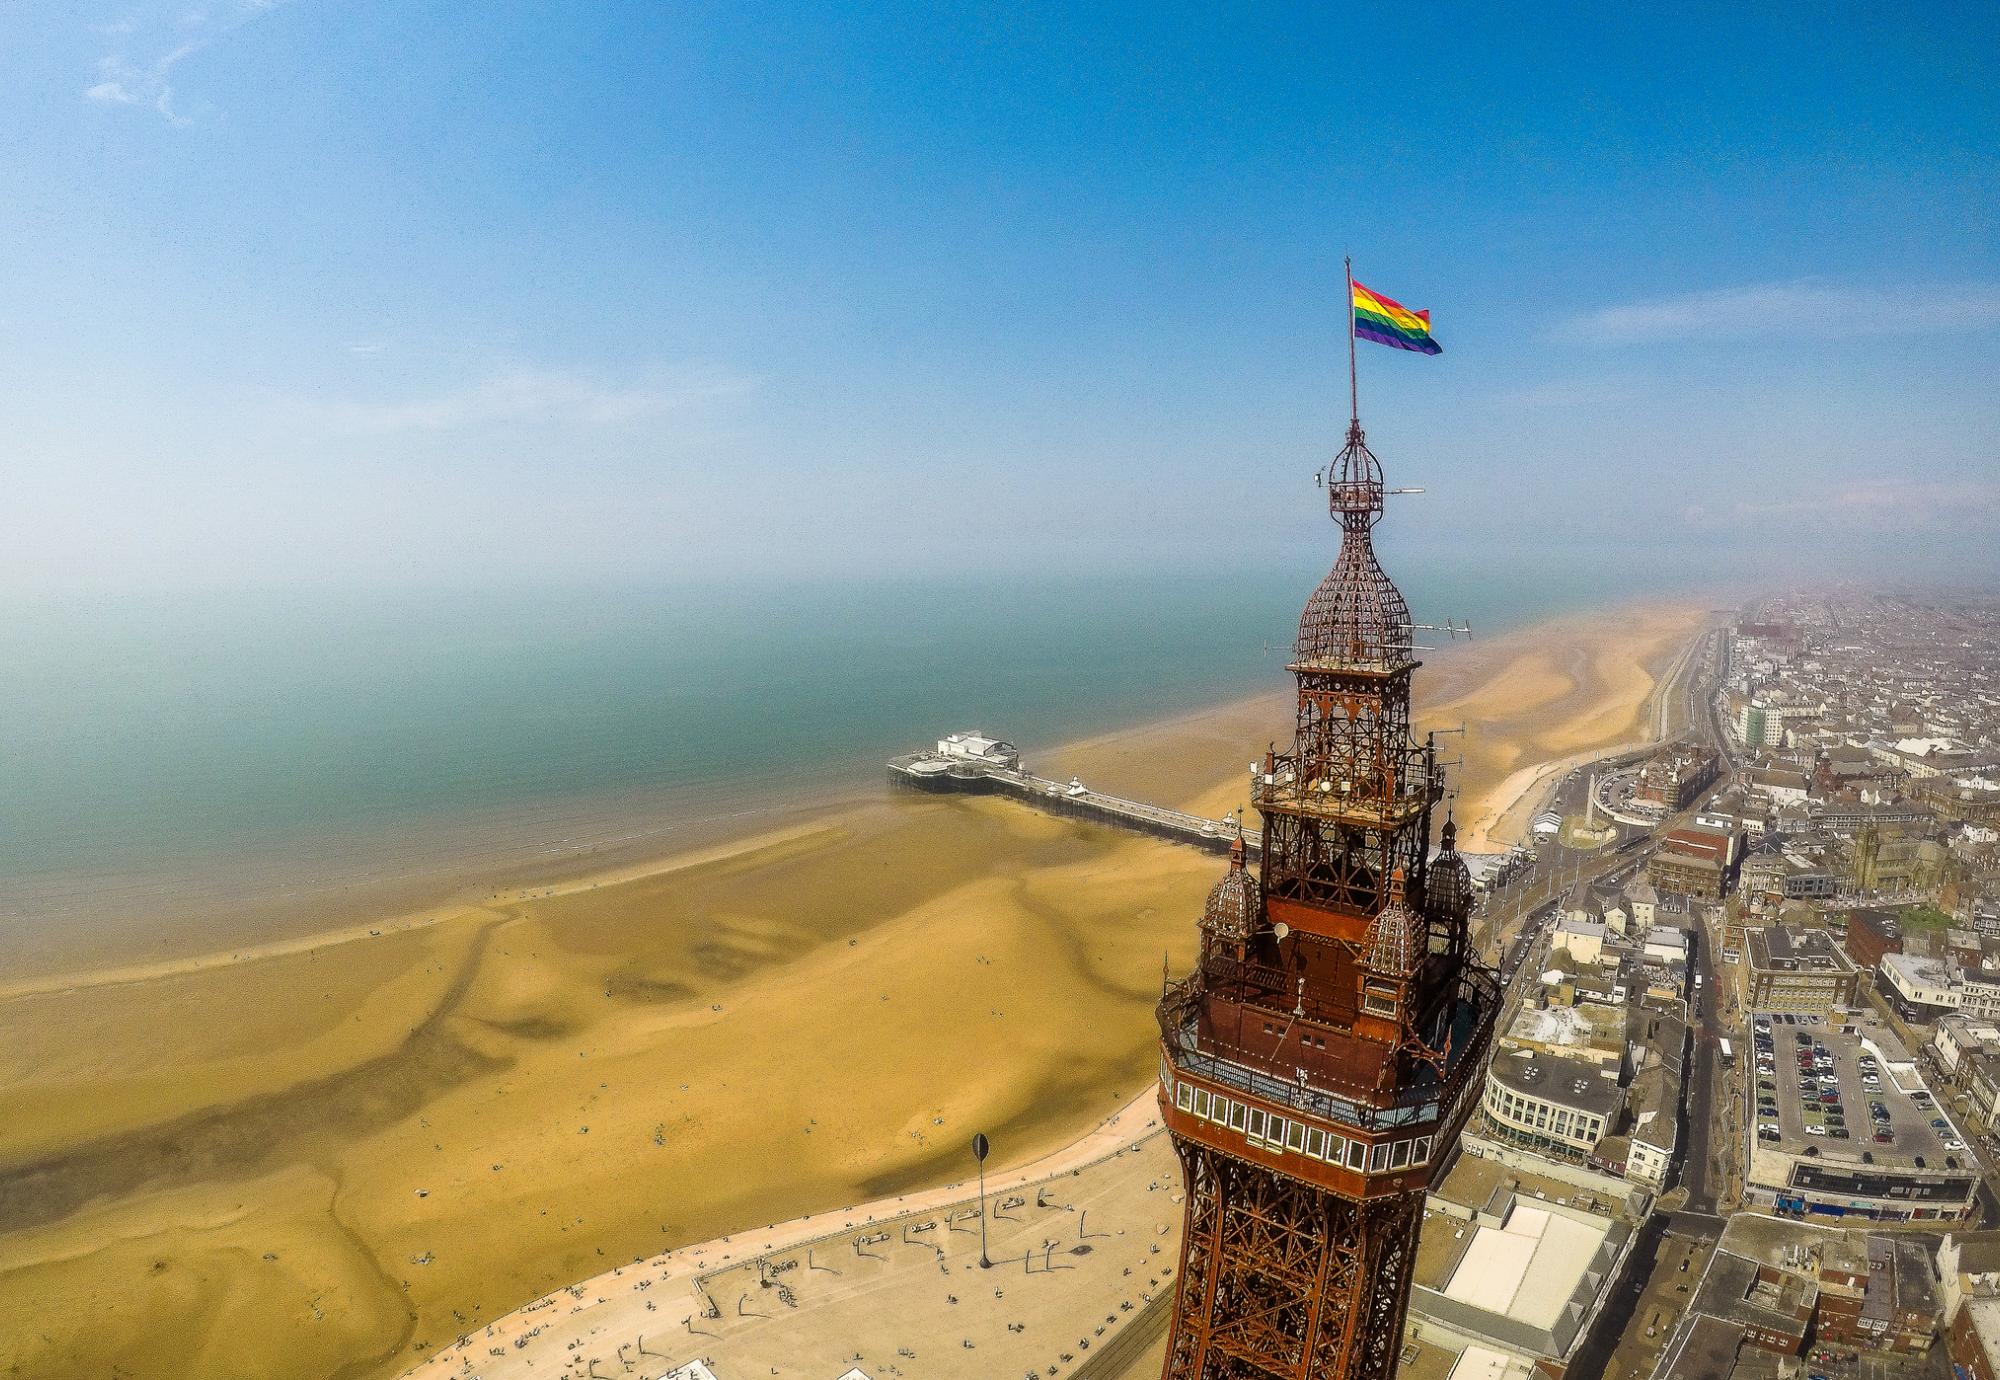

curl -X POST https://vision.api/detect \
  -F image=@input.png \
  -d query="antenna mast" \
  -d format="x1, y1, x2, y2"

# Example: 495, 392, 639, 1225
1345, 255, 1359, 432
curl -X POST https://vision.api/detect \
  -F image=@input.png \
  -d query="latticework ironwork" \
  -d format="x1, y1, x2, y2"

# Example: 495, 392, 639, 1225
1163, 1143, 1423, 1380
1157, 404, 1498, 1380
1294, 423, 1411, 673
1361, 890, 1422, 977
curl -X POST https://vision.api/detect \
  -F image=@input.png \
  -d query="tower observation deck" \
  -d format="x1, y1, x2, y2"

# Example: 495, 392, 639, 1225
1155, 410, 1500, 1379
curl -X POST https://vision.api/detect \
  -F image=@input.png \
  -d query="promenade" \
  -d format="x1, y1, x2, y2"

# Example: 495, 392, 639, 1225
401, 1089, 1179, 1380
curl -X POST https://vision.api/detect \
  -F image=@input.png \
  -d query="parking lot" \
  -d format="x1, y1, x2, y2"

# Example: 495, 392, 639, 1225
1747, 1012, 1968, 1165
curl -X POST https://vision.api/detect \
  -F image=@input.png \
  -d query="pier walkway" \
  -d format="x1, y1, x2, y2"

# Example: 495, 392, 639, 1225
888, 743, 1262, 858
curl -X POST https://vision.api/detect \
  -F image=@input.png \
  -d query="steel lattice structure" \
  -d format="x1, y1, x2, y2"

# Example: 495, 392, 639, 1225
1156, 414, 1499, 1380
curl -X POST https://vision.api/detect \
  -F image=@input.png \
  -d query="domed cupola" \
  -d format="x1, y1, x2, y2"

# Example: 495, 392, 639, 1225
1294, 427, 1413, 670
1297, 533, 1413, 669
1199, 834, 1258, 943
1428, 815, 1474, 929
1362, 869, 1423, 977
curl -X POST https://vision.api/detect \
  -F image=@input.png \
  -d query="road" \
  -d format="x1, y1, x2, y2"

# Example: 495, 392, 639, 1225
1678, 916, 1725, 1214
1472, 623, 1727, 967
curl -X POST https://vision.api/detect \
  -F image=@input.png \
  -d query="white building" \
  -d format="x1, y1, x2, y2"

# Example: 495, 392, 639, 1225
934, 731, 1019, 767
1882, 953, 1963, 1018
1627, 1112, 1674, 1188
1551, 917, 1607, 967
1482, 1049, 1622, 1155
1624, 881, 1659, 930
1881, 954, 2000, 1021
1643, 927, 1690, 966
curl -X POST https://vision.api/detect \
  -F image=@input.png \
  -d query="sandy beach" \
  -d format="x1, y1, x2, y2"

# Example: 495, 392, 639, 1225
0, 599, 1702, 1380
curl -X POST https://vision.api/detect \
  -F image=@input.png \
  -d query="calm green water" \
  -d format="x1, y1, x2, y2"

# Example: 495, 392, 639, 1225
0, 558, 1681, 967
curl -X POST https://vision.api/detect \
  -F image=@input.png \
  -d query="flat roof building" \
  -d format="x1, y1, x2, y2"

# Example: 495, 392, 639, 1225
1648, 849, 1727, 900
1746, 927, 1860, 1013
1481, 1049, 1623, 1162
1744, 1012, 1978, 1222
1881, 952, 1961, 1021
1846, 907, 1905, 970
1410, 1154, 1642, 1376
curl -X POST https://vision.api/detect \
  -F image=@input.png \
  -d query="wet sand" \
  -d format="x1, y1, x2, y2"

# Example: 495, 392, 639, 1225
0, 601, 1700, 1380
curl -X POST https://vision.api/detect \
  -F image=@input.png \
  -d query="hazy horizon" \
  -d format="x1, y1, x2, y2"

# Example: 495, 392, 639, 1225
3, 4, 1997, 594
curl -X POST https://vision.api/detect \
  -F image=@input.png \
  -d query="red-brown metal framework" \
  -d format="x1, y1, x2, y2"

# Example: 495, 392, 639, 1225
1156, 411, 1499, 1380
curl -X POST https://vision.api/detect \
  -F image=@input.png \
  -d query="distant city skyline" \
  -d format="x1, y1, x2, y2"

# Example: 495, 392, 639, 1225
2, 3, 1996, 591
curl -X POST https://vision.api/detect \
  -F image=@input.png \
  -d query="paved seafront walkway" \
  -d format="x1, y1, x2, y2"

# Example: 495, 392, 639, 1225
402, 1086, 1179, 1380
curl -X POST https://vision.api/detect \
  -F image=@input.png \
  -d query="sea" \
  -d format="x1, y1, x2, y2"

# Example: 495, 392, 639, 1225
0, 553, 1703, 975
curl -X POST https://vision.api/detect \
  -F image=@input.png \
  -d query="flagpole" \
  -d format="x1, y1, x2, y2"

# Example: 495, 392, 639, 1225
1345, 255, 1359, 431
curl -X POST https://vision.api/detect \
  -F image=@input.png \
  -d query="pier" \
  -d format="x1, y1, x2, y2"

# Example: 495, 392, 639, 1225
888, 731, 1261, 857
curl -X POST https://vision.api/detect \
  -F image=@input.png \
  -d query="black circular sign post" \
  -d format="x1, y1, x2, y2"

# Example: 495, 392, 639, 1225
971, 1132, 991, 1268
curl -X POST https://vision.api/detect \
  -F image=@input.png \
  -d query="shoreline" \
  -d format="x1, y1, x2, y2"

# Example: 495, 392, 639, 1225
5, 599, 1702, 1002
3, 592, 1720, 988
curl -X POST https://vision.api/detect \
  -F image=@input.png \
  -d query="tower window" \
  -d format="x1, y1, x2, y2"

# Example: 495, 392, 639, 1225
1363, 982, 1399, 1017
1176, 1083, 1194, 1112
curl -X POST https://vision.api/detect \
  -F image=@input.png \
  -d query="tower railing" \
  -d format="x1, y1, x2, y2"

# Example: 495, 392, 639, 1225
1253, 746, 1435, 822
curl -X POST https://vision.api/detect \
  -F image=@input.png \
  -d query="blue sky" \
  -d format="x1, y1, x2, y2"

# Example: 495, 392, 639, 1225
3, 2, 1996, 591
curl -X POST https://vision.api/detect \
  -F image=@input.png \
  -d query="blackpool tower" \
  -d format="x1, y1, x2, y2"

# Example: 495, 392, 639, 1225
1154, 384, 1500, 1378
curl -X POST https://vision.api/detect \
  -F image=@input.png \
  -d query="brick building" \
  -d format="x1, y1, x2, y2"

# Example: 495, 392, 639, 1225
1649, 850, 1726, 900
1846, 907, 1904, 970
1747, 927, 1860, 1012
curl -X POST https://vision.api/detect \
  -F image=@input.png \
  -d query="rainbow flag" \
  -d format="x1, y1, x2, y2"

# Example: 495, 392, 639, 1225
1352, 280, 1442, 355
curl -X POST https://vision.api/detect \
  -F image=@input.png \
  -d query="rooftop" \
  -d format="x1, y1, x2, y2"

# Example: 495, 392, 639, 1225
1486, 1048, 1623, 1117
1504, 1001, 1626, 1056
1746, 926, 1856, 976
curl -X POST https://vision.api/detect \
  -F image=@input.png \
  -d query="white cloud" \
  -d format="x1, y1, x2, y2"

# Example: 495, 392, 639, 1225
303, 365, 756, 434
347, 343, 387, 357
1564, 279, 2000, 346
83, 1, 292, 124
1683, 477, 2000, 528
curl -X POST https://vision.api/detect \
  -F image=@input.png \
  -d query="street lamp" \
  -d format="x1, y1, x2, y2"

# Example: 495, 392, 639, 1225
971, 1132, 991, 1269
